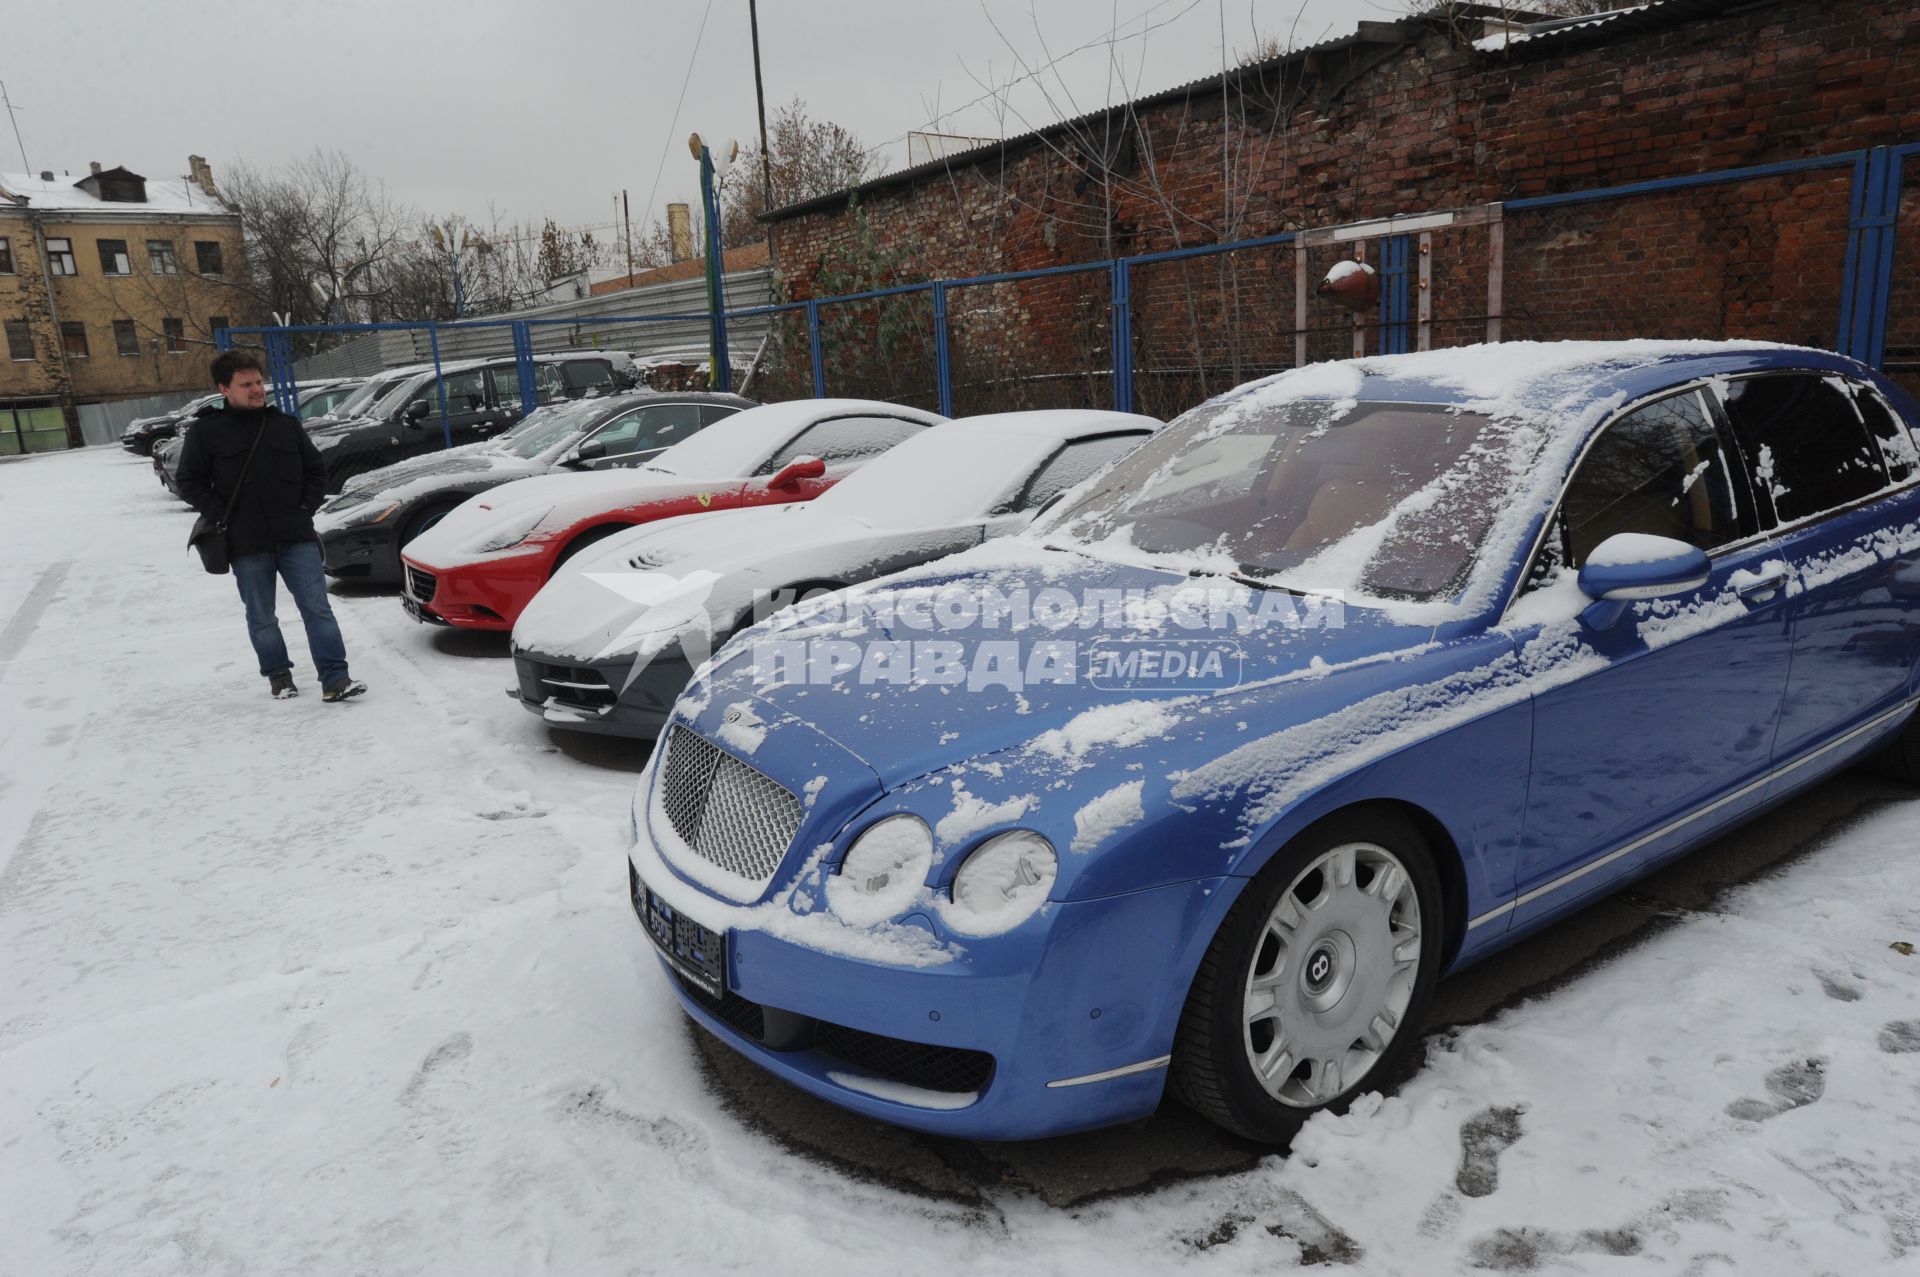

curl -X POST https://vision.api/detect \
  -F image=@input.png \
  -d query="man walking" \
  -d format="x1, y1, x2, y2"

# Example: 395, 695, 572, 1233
176, 351, 367, 702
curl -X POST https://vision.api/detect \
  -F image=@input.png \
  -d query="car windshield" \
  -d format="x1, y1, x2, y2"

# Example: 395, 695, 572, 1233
1048, 398, 1509, 602
494, 399, 612, 459
329, 376, 401, 420
808, 427, 1057, 526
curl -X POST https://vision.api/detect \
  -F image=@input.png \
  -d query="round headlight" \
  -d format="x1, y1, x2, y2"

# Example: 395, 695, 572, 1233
826, 815, 932, 926
947, 831, 1056, 935
472, 505, 553, 553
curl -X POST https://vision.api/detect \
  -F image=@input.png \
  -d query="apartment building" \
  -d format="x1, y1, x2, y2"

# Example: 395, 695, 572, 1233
1, 156, 252, 450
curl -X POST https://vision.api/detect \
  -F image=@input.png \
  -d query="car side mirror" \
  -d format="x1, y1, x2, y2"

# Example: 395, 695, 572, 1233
567, 439, 608, 467
403, 399, 431, 425
766, 455, 827, 490
1575, 533, 1710, 630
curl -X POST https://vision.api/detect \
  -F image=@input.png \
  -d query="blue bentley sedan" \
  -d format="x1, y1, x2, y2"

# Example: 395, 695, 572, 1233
624, 341, 1920, 1143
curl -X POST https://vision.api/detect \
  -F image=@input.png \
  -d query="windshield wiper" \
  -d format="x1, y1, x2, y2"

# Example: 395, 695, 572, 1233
1180, 562, 1307, 595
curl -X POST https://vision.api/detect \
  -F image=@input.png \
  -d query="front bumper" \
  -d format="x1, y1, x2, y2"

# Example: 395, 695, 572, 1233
398, 550, 546, 631
629, 832, 1227, 1140
320, 521, 402, 582
512, 645, 691, 740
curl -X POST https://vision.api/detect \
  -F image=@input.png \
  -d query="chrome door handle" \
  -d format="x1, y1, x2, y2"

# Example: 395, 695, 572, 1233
1736, 572, 1788, 601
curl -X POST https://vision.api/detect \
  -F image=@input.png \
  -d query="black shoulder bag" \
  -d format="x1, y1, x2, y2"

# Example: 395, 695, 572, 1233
187, 419, 268, 575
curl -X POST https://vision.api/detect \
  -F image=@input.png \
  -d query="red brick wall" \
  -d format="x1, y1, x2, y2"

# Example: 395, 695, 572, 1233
762, 0, 1920, 409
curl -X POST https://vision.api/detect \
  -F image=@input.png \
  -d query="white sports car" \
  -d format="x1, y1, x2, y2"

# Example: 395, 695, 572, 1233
508, 409, 1160, 737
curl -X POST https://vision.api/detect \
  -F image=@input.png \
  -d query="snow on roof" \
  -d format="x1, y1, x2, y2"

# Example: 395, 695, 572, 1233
0, 171, 228, 216
1474, 3, 1658, 53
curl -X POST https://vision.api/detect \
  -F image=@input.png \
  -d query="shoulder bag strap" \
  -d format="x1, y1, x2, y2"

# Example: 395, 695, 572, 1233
218, 417, 270, 527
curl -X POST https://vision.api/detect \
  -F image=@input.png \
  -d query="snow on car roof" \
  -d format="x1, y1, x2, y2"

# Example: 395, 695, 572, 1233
643, 398, 946, 478
940, 409, 1160, 441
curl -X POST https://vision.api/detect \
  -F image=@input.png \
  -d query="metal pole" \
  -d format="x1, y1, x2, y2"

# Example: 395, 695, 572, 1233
1417, 232, 1433, 351
932, 282, 953, 417
1294, 242, 1308, 368
1486, 204, 1504, 344
512, 321, 539, 414
806, 300, 825, 398
1350, 242, 1367, 359
1110, 259, 1133, 413
623, 189, 634, 283
698, 146, 733, 392
427, 324, 452, 450
749, 0, 775, 225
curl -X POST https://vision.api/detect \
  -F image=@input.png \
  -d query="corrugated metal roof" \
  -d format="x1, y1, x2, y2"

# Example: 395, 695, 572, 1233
762, 0, 1754, 225
1473, 0, 1742, 55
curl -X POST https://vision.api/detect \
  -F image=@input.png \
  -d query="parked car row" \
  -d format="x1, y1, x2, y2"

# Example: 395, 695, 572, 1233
134, 341, 1920, 1149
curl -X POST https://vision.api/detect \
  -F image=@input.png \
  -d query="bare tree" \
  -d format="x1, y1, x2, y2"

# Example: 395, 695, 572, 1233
719, 98, 879, 246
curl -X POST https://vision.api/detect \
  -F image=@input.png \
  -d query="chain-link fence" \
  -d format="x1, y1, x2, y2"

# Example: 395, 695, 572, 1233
1883, 150, 1920, 399
1504, 163, 1856, 352
233, 142, 1915, 479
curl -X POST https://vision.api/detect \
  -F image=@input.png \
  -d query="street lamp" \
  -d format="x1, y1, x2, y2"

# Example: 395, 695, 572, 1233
688, 132, 738, 393
429, 222, 470, 319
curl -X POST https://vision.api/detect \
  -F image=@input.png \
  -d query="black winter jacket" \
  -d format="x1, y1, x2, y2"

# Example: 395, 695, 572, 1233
175, 402, 327, 557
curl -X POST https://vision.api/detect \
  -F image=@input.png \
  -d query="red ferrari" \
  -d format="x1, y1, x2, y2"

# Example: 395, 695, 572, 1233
398, 399, 945, 630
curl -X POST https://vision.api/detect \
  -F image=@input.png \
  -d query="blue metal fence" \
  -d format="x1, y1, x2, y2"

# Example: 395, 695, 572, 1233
225, 141, 1917, 430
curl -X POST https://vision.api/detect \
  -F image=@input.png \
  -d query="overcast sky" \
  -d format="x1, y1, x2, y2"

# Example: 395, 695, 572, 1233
5, 0, 1391, 244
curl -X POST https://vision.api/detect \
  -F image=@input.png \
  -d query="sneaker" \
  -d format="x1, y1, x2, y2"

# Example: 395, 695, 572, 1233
322, 677, 367, 703
269, 670, 299, 700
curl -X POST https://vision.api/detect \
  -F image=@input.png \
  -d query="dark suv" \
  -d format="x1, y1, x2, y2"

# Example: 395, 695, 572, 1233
309, 351, 637, 491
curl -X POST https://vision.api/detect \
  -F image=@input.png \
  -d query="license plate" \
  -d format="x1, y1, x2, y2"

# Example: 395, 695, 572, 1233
402, 594, 424, 623
631, 866, 726, 999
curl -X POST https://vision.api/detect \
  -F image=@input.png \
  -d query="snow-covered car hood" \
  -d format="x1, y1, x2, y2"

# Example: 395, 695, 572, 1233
337, 442, 502, 494
513, 505, 866, 659
680, 538, 1445, 797
403, 468, 731, 566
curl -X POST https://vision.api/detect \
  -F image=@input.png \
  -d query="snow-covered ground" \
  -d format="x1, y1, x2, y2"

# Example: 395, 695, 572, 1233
3, 447, 1920, 1276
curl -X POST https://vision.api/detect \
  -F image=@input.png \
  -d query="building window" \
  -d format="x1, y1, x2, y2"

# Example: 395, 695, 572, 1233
5, 320, 32, 360
47, 238, 78, 275
209, 315, 229, 341
163, 318, 186, 354
194, 241, 224, 275
113, 319, 141, 356
148, 240, 179, 275
97, 238, 132, 275
0, 237, 14, 274
61, 322, 89, 358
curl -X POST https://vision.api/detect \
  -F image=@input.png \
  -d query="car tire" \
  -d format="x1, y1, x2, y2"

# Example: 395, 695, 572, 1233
398, 500, 461, 550
551, 524, 628, 576
1170, 808, 1443, 1145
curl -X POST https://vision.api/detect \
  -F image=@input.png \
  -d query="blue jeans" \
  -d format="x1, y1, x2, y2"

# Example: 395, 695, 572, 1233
231, 540, 351, 685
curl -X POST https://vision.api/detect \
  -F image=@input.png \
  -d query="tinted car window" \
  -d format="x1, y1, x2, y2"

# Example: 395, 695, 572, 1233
419, 368, 488, 414
592, 403, 704, 456
759, 416, 927, 472
1017, 435, 1147, 511
561, 360, 613, 394
1561, 390, 1741, 568
1851, 382, 1918, 485
1720, 374, 1886, 524
699, 403, 741, 425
